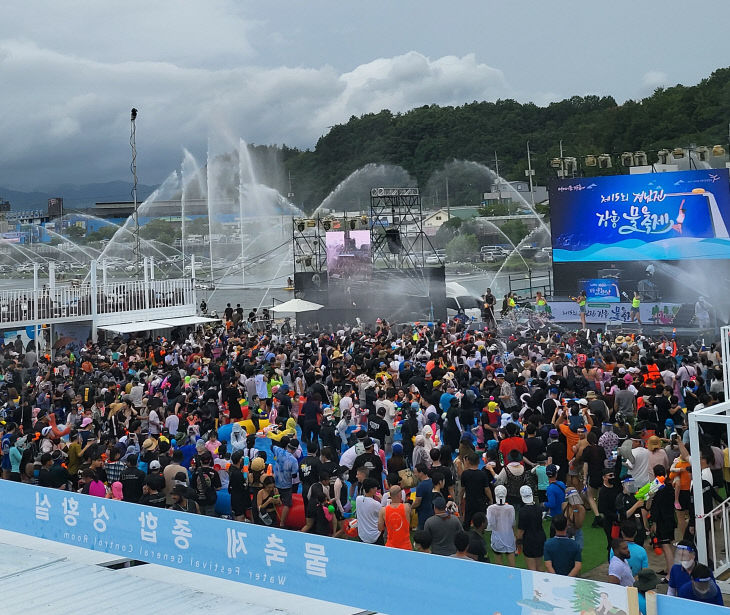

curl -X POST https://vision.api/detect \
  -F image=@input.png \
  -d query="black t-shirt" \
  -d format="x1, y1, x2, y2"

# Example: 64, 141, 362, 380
518, 503, 546, 544
431, 464, 455, 497
139, 492, 167, 508
299, 455, 321, 491
525, 437, 545, 463
582, 445, 606, 481
367, 416, 390, 445
352, 452, 383, 484
650, 395, 671, 425
48, 464, 70, 488
120, 467, 146, 503
467, 529, 488, 562
598, 484, 621, 522
38, 467, 53, 488
546, 440, 567, 470
460, 468, 490, 511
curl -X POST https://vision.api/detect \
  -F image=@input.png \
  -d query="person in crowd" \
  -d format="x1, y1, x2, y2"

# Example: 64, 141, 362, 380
607, 539, 635, 587
678, 564, 724, 605
636, 568, 659, 615
487, 485, 516, 566
544, 514, 582, 577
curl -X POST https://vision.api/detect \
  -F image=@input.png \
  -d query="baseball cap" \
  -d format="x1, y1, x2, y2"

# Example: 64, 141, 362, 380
545, 464, 559, 477
519, 485, 534, 504
149, 460, 161, 471
577, 398, 588, 406
494, 484, 507, 504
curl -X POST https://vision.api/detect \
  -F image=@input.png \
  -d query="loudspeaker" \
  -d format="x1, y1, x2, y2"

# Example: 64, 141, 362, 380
293, 272, 328, 304
385, 228, 402, 254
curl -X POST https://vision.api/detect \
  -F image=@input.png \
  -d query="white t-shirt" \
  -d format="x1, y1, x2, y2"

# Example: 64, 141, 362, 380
148, 409, 161, 435
165, 414, 180, 435
608, 556, 635, 587
356, 495, 382, 544
629, 446, 651, 487
486, 503, 516, 553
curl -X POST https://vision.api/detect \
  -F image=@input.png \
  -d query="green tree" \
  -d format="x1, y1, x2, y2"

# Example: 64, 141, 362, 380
478, 202, 512, 217
445, 233, 478, 263
66, 225, 85, 239
571, 579, 601, 613
86, 225, 117, 243
499, 219, 529, 245
433, 217, 463, 248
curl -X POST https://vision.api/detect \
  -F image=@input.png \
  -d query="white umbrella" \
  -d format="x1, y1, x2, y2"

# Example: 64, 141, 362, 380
270, 298, 324, 313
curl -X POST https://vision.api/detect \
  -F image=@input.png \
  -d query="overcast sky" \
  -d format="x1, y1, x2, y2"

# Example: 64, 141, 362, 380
2, 0, 729, 190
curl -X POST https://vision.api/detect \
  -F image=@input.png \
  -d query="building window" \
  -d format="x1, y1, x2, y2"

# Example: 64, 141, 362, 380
435, 216, 441, 221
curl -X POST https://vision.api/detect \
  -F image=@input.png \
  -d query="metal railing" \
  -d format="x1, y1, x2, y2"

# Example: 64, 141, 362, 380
704, 495, 730, 579
0, 278, 194, 326
507, 270, 553, 298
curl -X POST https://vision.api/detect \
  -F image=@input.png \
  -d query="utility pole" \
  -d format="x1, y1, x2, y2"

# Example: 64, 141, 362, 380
130, 108, 141, 278
445, 176, 450, 220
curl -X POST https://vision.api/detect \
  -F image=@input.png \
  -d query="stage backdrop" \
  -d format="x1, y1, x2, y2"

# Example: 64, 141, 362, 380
0, 481, 633, 615
549, 169, 730, 301
551, 169, 730, 263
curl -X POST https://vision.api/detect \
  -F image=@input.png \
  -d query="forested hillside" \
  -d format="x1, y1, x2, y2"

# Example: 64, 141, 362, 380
272, 67, 730, 213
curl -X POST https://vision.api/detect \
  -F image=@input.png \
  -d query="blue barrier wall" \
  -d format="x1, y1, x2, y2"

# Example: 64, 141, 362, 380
655, 593, 727, 614
1, 482, 632, 615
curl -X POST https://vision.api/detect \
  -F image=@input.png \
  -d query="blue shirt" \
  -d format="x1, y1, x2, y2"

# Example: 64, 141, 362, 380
543, 536, 581, 575
668, 564, 692, 592
678, 580, 724, 605
545, 481, 566, 517
273, 446, 299, 489
415, 478, 434, 529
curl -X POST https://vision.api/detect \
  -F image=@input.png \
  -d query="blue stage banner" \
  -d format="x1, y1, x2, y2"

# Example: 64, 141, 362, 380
0, 482, 633, 615
550, 169, 730, 262
579, 279, 621, 302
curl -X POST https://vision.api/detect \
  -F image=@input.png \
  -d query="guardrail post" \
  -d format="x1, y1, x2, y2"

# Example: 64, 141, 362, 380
143, 257, 150, 311
33, 263, 39, 356
90, 260, 98, 343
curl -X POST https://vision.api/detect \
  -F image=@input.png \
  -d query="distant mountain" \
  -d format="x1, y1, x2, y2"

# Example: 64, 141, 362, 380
0, 181, 157, 211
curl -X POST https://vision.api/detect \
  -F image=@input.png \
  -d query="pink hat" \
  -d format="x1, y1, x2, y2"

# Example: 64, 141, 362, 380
81, 417, 93, 428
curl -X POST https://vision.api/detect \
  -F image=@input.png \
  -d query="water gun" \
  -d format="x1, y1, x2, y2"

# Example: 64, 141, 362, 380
636, 476, 665, 501
243, 456, 249, 480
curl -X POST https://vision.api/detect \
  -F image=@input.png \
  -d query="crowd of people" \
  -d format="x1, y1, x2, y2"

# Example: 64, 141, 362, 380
0, 308, 727, 608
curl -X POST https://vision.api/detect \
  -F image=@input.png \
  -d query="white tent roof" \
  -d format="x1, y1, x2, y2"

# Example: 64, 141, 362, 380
99, 316, 219, 334
98, 321, 163, 334
155, 316, 220, 327
271, 298, 324, 313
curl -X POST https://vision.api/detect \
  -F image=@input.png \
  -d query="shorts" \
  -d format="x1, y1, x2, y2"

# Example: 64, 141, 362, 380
277, 487, 293, 507
655, 524, 675, 543
579, 306, 586, 314
523, 540, 545, 559
677, 489, 691, 511
630, 307, 639, 317
588, 475, 603, 490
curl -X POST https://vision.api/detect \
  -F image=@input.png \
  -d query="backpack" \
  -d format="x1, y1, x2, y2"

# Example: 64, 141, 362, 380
565, 365, 589, 396
504, 464, 536, 500
193, 467, 218, 505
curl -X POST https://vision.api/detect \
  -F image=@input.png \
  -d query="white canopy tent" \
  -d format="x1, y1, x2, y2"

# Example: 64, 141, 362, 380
270, 299, 324, 313
99, 316, 219, 334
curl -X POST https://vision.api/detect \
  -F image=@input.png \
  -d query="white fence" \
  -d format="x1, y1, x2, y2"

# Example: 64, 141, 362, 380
0, 278, 194, 328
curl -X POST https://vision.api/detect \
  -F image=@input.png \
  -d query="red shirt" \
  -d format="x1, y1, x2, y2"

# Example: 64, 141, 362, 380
499, 436, 527, 459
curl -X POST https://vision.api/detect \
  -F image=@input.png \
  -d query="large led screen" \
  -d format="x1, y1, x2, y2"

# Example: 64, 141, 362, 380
550, 168, 730, 262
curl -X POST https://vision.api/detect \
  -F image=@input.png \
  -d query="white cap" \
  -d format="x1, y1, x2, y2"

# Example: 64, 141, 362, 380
577, 398, 588, 406
494, 484, 507, 504
519, 485, 534, 504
